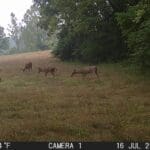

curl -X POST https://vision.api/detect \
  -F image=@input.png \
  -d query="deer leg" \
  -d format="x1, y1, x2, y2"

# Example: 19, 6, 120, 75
45, 72, 48, 76
82, 73, 86, 79
95, 69, 99, 78
51, 72, 55, 77
71, 72, 74, 77
87, 73, 92, 80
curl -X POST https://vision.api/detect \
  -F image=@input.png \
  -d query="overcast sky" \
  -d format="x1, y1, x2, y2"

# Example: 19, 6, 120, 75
0, 0, 33, 33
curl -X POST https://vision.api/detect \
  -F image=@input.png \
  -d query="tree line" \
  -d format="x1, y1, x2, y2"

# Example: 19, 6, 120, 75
33, 0, 150, 71
0, 5, 57, 55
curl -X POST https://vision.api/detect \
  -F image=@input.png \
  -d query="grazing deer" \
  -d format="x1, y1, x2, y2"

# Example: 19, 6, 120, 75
71, 66, 99, 78
22, 62, 32, 72
38, 67, 57, 77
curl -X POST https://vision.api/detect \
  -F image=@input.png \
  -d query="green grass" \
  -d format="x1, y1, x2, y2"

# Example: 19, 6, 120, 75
0, 50, 149, 141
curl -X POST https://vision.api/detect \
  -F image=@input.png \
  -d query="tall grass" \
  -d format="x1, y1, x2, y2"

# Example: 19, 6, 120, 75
0, 50, 149, 141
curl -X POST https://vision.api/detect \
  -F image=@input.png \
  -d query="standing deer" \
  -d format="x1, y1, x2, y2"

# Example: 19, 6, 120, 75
22, 62, 32, 72
38, 67, 57, 77
71, 66, 99, 78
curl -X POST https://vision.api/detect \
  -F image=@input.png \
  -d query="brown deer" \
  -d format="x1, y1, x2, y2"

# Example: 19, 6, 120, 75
22, 62, 32, 72
38, 67, 57, 77
71, 66, 99, 78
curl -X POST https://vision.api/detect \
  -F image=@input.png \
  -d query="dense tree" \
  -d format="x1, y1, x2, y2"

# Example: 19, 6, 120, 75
0, 26, 9, 50
21, 5, 49, 51
34, 0, 150, 71
116, 0, 150, 69
7, 5, 52, 54
7, 13, 20, 51
34, 0, 128, 63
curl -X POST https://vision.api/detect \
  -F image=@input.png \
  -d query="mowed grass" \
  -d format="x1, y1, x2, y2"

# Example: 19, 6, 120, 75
0, 50, 149, 141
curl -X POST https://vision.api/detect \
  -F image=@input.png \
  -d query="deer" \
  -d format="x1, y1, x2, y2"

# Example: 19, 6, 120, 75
38, 67, 57, 77
22, 62, 32, 72
71, 66, 99, 78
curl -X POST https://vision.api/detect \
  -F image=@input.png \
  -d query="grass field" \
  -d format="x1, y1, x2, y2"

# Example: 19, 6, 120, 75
0, 50, 149, 141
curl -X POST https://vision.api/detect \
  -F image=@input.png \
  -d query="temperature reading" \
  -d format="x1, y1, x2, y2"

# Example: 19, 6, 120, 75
0, 142, 12, 150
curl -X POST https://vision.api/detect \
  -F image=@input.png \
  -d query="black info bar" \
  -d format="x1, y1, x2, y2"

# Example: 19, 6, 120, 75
0, 142, 149, 150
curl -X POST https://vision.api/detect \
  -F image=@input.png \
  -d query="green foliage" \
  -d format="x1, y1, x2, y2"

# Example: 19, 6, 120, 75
116, 1, 150, 69
34, 0, 128, 63
7, 13, 20, 51
0, 26, 9, 50
20, 5, 50, 51
21, 5, 48, 51
7, 5, 55, 54
34, 0, 149, 72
